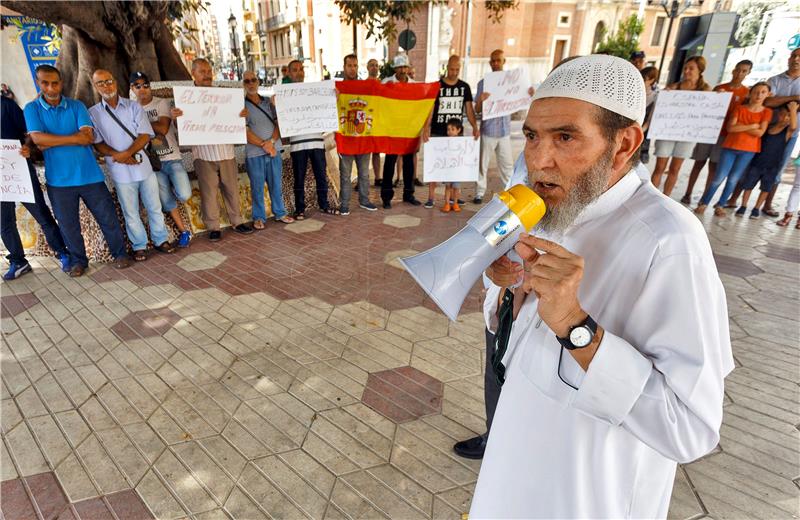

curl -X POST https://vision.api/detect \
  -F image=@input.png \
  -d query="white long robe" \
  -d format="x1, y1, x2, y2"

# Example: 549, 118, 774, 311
470, 171, 734, 519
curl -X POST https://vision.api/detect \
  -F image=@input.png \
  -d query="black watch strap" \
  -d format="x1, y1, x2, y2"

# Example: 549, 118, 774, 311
556, 315, 597, 350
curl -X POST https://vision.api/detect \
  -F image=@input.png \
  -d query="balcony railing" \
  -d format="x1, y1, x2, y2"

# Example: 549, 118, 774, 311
266, 7, 298, 30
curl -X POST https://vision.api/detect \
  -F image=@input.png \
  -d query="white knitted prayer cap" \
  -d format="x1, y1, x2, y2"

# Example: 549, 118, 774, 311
532, 54, 646, 125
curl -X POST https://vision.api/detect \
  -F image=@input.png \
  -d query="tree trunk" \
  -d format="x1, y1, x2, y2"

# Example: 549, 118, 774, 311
6, 0, 191, 106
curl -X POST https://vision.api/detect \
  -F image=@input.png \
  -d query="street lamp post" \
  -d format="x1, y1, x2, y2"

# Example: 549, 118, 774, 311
228, 11, 240, 80
650, 0, 703, 77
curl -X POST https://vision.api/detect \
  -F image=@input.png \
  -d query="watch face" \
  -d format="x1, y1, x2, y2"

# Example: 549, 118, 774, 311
569, 326, 592, 348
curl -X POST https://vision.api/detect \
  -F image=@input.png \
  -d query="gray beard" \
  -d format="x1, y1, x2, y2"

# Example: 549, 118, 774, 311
535, 148, 614, 234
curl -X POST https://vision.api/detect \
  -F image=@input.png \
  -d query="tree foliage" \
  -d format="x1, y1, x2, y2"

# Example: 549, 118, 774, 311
594, 14, 644, 58
334, 0, 518, 42
735, 1, 781, 47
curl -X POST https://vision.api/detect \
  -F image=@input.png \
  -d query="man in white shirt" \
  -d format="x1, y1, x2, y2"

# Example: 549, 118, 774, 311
171, 58, 253, 241
469, 55, 732, 519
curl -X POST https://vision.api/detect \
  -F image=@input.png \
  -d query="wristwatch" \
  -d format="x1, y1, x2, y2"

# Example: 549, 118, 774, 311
556, 315, 597, 350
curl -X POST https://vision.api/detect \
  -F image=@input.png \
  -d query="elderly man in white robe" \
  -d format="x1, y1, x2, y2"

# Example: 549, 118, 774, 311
469, 55, 733, 519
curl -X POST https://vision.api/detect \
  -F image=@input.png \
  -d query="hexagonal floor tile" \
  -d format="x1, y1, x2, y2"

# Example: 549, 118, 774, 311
110, 307, 181, 341
382, 215, 421, 229
177, 251, 228, 272
1, 292, 40, 319
384, 249, 419, 270
361, 366, 443, 423
286, 218, 325, 234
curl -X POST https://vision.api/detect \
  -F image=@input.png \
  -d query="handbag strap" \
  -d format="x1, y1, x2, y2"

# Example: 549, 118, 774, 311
104, 104, 138, 143
245, 96, 277, 126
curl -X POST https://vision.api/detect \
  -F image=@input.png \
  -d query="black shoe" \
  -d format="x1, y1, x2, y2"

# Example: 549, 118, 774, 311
414, 178, 424, 187
374, 178, 382, 186
234, 223, 254, 234
453, 434, 487, 460
404, 197, 422, 206
209, 230, 222, 242
472, 197, 483, 204
382, 201, 391, 209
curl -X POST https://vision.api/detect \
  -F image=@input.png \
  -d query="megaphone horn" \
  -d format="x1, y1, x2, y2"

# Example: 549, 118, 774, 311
399, 184, 546, 321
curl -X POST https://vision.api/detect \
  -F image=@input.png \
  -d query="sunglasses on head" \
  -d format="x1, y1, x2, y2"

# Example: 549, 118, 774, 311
132, 82, 150, 90
243, 78, 259, 84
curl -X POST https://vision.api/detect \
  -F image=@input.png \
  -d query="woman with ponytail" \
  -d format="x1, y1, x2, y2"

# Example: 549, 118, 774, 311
650, 56, 712, 196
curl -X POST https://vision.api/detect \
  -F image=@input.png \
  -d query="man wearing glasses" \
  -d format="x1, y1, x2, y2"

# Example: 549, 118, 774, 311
23, 65, 131, 277
130, 71, 192, 248
88, 69, 175, 262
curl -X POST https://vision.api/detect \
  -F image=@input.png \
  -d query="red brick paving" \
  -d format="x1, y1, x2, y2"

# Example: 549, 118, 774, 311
1, 292, 40, 319
362, 366, 443, 423
110, 307, 182, 341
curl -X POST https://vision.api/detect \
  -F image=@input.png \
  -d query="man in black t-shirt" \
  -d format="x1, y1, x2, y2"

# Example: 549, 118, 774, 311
423, 55, 479, 207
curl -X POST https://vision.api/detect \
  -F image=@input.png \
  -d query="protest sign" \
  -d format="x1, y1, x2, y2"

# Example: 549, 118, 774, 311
481, 68, 532, 120
172, 86, 246, 146
648, 91, 733, 144
274, 80, 339, 138
0, 140, 34, 203
423, 137, 480, 182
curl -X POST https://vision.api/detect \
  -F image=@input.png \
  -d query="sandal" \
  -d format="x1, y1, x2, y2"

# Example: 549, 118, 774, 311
294, 212, 305, 221
154, 242, 175, 254
679, 195, 691, 205
276, 215, 295, 224
133, 250, 148, 262
777, 213, 793, 227
319, 207, 340, 215
253, 219, 265, 230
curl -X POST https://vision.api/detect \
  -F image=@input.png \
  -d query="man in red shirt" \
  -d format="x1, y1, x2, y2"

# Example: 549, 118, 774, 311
681, 60, 752, 204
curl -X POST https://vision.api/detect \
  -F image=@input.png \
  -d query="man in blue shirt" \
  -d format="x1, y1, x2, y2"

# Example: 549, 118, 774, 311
24, 65, 131, 277
0, 95, 70, 280
89, 69, 174, 261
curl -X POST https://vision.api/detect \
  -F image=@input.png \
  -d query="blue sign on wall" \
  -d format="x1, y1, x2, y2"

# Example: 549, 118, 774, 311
2, 16, 60, 92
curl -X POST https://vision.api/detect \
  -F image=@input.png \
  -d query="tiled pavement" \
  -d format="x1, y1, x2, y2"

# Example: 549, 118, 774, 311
1, 155, 798, 519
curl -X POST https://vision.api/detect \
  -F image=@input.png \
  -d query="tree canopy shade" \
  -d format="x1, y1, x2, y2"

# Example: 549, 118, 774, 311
5, 0, 195, 105
334, 0, 518, 42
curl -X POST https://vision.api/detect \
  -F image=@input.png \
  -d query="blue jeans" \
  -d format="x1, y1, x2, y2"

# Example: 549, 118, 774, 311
700, 149, 755, 207
47, 181, 128, 268
157, 159, 192, 212
246, 153, 288, 220
114, 174, 169, 251
291, 148, 329, 214
339, 153, 371, 211
1, 162, 67, 264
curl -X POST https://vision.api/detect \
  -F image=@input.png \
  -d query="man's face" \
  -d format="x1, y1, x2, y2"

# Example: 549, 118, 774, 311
367, 60, 379, 78
489, 52, 505, 72
243, 72, 259, 94
344, 58, 358, 80
92, 71, 118, 101
446, 60, 461, 81
192, 61, 214, 86
789, 49, 800, 73
37, 71, 62, 101
394, 65, 409, 82
288, 63, 304, 82
731, 63, 751, 83
523, 98, 615, 233
131, 79, 151, 103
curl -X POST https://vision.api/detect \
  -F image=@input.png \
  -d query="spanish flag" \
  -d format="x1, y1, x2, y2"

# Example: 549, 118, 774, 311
335, 80, 439, 155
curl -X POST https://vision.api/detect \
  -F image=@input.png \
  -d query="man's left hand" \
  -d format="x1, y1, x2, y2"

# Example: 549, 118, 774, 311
472, 127, 480, 140
19, 145, 31, 159
239, 108, 248, 118
515, 234, 585, 338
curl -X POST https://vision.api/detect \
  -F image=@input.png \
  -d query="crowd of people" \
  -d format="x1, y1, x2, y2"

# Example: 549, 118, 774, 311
1, 48, 798, 283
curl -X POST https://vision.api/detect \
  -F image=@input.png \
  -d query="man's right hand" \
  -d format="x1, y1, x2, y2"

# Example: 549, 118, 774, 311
479, 92, 491, 103
485, 255, 524, 288
74, 130, 94, 146
170, 107, 184, 119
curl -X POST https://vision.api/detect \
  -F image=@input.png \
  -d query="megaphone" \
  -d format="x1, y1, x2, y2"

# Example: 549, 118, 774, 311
398, 184, 546, 321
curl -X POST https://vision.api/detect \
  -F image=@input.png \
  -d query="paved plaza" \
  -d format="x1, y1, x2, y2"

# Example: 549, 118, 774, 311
1, 147, 798, 519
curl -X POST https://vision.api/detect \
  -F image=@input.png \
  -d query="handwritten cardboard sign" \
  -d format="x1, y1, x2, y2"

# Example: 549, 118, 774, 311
423, 137, 480, 182
648, 91, 733, 144
172, 86, 246, 146
482, 68, 532, 121
0, 140, 34, 203
273, 80, 339, 138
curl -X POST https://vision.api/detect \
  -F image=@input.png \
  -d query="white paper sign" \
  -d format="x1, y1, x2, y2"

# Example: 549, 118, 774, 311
172, 86, 246, 146
648, 91, 733, 144
273, 80, 339, 138
0, 140, 34, 203
482, 68, 532, 120
423, 137, 480, 182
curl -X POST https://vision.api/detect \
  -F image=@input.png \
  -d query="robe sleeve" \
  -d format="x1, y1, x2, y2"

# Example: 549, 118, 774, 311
483, 283, 501, 333
571, 252, 733, 464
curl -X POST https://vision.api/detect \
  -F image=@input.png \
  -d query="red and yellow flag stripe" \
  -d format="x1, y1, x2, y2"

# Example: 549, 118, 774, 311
335, 80, 439, 155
